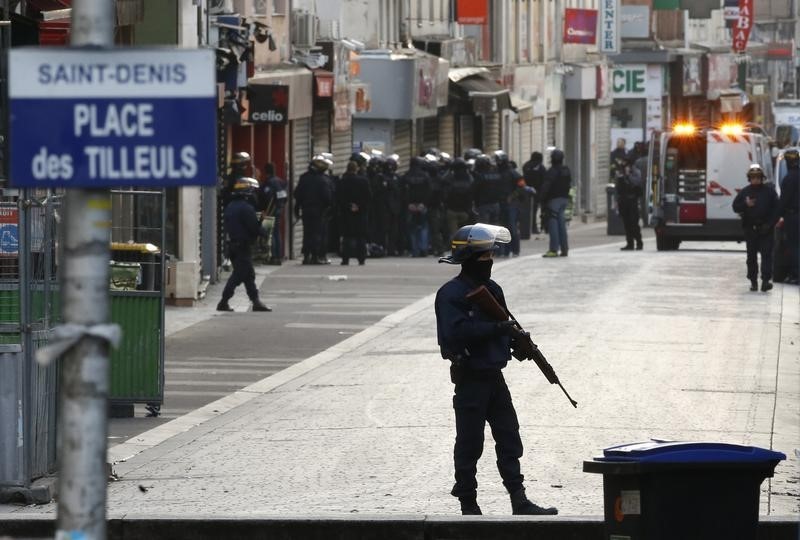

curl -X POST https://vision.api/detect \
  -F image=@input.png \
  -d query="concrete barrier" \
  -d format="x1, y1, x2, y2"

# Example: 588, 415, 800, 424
0, 514, 797, 540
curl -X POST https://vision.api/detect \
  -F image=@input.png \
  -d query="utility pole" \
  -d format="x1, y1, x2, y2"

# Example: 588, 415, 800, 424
57, 0, 115, 538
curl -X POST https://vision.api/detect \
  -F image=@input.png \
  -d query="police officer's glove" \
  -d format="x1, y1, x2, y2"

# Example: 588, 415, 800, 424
495, 321, 526, 341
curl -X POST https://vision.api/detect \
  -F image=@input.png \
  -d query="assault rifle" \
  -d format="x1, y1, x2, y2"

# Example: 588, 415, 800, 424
466, 285, 578, 408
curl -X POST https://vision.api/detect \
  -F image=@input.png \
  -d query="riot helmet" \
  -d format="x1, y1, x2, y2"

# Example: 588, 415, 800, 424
784, 149, 800, 170
463, 148, 483, 161
310, 154, 329, 172
746, 163, 765, 181
493, 150, 509, 166
230, 151, 251, 168
550, 149, 565, 165
350, 152, 370, 167
474, 154, 492, 172
438, 223, 511, 265
384, 154, 399, 173
231, 176, 260, 205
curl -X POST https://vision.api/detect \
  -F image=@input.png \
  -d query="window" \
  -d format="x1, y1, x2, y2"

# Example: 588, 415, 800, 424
272, 0, 287, 16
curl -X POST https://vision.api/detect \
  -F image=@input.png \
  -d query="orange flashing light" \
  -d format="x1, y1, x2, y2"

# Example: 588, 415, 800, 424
719, 123, 744, 135
673, 123, 696, 135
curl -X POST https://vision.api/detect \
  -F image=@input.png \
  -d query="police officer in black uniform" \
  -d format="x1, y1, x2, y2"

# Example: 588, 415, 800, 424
295, 155, 333, 265
779, 149, 799, 284
733, 164, 781, 292
614, 156, 644, 251
338, 157, 371, 265
217, 177, 272, 312
435, 223, 558, 516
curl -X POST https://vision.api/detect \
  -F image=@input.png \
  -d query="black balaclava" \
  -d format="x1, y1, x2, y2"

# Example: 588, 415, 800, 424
462, 254, 493, 283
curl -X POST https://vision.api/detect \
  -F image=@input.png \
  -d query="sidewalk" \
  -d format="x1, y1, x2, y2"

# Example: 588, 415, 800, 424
2, 235, 797, 524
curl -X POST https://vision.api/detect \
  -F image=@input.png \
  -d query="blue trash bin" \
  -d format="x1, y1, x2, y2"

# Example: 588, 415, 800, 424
584, 440, 785, 540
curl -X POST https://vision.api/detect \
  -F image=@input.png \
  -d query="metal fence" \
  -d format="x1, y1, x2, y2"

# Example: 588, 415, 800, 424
0, 188, 61, 501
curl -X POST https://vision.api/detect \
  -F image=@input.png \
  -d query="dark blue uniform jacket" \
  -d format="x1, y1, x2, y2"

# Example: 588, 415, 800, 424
435, 275, 511, 370
224, 198, 264, 244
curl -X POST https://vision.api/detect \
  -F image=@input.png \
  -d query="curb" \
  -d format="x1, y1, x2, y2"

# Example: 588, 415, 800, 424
1, 514, 797, 540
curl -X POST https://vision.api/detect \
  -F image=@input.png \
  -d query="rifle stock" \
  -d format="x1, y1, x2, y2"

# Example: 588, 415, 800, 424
466, 285, 577, 408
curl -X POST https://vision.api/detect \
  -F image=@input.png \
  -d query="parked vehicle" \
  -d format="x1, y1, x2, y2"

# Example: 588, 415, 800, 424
646, 122, 774, 251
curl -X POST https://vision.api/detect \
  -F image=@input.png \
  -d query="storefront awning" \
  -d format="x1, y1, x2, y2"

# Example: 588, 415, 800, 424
450, 70, 511, 114
510, 94, 534, 122
249, 65, 312, 120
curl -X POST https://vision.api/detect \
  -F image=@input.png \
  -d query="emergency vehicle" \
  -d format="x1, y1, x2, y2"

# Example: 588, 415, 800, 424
646, 122, 774, 251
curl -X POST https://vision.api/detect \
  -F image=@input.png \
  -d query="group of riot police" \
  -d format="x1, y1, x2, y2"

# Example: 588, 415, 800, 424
290, 146, 574, 265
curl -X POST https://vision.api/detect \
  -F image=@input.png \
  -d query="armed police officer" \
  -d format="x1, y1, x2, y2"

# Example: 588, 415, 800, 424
733, 164, 781, 292
435, 223, 558, 516
217, 177, 272, 312
780, 149, 799, 284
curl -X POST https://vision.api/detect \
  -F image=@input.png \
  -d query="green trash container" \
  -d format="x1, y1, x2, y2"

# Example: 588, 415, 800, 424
108, 242, 164, 416
584, 440, 785, 540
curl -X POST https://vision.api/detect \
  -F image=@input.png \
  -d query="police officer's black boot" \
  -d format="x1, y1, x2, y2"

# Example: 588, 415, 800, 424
750, 279, 758, 292
510, 488, 558, 515
216, 300, 233, 312
252, 300, 272, 312
761, 280, 773, 292
458, 496, 482, 515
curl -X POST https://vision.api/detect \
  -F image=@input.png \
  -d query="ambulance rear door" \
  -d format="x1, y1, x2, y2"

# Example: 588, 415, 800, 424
646, 130, 661, 224
706, 131, 752, 221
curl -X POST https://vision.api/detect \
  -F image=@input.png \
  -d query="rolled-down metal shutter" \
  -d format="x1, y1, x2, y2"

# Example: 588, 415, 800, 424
595, 106, 612, 216
438, 112, 455, 157
521, 118, 533, 163
484, 112, 500, 154
532, 117, 544, 154
291, 117, 311, 259
330, 127, 352, 178
312, 110, 330, 157
422, 116, 439, 152
459, 114, 474, 156
546, 114, 557, 148
394, 120, 412, 174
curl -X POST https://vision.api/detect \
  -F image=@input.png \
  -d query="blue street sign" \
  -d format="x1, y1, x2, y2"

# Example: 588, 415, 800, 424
9, 48, 217, 188
0, 224, 19, 255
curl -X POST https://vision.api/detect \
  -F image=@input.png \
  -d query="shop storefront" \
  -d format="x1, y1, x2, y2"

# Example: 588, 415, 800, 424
242, 65, 312, 259
447, 66, 511, 156
564, 62, 613, 216
609, 61, 669, 151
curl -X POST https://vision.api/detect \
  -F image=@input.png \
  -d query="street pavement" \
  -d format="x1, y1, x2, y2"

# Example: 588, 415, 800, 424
2, 222, 798, 520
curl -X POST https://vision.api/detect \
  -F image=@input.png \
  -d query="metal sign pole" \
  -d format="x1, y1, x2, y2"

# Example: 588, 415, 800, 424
57, 1, 115, 538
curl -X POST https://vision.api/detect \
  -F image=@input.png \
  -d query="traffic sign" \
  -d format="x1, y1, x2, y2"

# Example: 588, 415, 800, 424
9, 48, 217, 187
0, 207, 19, 255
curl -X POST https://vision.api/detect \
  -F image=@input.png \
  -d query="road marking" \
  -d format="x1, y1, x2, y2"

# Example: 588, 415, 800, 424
165, 380, 257, 387
294, 310, 393, 316
165, 367, 276, 375
284, 322, 369, 330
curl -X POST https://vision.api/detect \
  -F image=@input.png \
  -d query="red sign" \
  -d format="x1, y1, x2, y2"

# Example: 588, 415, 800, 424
456, 0, 488, 25
314, 71, 334, 98
732, 0, 752, 53
563, 8, 598, 44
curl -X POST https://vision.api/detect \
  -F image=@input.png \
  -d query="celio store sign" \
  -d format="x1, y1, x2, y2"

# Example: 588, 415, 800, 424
247, 84, 289, 125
